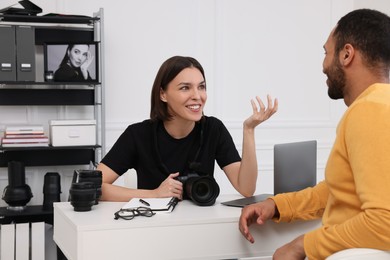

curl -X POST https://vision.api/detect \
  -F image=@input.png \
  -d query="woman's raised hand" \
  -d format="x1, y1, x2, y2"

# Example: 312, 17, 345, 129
244, 94, 278, 129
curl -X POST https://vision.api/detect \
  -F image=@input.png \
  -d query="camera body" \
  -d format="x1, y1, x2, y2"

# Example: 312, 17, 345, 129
177, 172, 220, 206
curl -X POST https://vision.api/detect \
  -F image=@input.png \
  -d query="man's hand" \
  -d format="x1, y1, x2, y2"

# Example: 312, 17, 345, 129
273, 235, 306, 260
238, 199, 276, 243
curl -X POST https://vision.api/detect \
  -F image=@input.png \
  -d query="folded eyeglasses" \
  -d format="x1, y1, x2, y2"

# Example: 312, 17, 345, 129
114, 206, 155, 220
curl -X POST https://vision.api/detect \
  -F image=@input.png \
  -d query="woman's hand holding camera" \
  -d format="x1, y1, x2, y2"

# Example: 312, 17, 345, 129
155, 172, 183, 200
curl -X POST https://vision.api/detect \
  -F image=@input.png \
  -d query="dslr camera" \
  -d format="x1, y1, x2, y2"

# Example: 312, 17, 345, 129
176, 172, 220, 206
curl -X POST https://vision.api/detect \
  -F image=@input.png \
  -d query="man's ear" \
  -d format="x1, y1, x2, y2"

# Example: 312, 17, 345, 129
340, 43, 354, 66
160, 88, 167, 102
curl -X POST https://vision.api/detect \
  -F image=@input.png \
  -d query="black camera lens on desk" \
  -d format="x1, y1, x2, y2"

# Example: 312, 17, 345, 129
177, 173, 220, 206
76, 170, 102, 205
69, 182, 96, 212
68, 169, 102, 212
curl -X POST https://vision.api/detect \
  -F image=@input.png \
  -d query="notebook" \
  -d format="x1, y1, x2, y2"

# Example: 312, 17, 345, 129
221, 140, 317, 207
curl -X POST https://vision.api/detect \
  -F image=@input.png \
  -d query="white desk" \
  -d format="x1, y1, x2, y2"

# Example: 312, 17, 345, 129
54, 195, 320, 260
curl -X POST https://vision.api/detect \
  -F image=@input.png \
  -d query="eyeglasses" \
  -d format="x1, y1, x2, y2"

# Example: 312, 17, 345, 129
114, 206, 155, 220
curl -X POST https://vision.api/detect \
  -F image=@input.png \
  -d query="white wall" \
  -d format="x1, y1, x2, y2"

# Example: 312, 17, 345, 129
1, 0, 389, 206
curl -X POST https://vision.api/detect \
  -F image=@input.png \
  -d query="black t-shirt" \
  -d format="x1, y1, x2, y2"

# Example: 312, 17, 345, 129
54, 63, 91, 82
101, 116, 241, 189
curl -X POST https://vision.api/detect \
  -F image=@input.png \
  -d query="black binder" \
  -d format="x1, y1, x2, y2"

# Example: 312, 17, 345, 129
0, 26, 16, 81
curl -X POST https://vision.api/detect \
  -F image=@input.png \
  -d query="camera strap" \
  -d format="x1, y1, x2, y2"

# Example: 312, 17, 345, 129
152, 117, 205, 176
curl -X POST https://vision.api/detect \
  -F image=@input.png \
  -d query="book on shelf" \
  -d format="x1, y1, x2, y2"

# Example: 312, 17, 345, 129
5, 130, 45, 135
1, 137, 49, 144
5, 125, 45, 135
6, 125, 44, 131
1, 142, 49, 147
4, 134, 47, 138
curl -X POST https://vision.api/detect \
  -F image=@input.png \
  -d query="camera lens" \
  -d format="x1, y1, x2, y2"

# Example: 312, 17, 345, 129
194, 180, 211, 197
2, 161, 33, 211
77, 170, 102, 205
42, 172, 61, 211
185, 176, 220, 206
69, 182, 96, 212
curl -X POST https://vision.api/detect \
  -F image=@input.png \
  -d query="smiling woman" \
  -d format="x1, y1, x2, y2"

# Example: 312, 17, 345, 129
96, 55, 278, 204
158, 66, 207, 128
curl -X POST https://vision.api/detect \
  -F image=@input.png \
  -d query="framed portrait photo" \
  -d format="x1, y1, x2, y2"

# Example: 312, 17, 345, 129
44, 43, 99, 83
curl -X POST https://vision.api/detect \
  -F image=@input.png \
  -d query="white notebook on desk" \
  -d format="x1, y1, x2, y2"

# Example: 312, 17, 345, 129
122, 197, 179, 213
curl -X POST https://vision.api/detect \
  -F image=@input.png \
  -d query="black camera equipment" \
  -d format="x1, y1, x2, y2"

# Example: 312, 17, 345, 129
177, 173, 220, 206
2, 161, 33, 211
69, 182, 96, 212
68, 169, 102, 211
153, 117, 220, 206
42, 172, 61, 211
76, 170, 102, 205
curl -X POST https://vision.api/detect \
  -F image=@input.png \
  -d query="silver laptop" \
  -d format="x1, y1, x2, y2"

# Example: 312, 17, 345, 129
221, 140, 317, 207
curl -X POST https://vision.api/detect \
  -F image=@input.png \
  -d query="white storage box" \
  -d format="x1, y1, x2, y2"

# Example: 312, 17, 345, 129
49, 120, 96, 146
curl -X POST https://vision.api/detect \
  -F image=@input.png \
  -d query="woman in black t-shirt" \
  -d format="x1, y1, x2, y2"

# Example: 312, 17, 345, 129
98, 56, 278, 202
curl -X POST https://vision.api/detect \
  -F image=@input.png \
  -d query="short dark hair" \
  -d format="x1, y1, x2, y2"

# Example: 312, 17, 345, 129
150, 56, 206, 121
334, 9, 390, 72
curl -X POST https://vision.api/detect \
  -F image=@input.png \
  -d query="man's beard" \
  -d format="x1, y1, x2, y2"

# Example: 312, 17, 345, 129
326, 59, 346, 100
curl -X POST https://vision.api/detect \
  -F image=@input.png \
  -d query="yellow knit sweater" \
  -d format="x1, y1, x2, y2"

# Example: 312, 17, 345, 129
272, 83, 390, 259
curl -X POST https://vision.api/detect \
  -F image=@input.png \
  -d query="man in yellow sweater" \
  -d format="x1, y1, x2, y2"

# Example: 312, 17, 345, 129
238, 9, 390, 260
